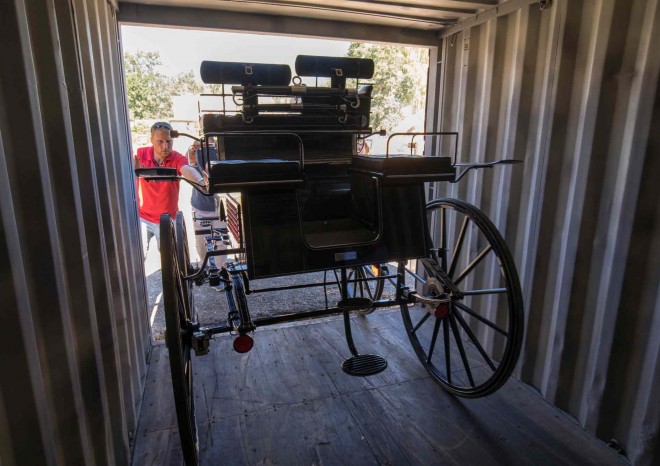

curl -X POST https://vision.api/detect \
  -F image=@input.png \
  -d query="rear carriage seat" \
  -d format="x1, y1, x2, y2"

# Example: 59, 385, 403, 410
200, 61, 305, 192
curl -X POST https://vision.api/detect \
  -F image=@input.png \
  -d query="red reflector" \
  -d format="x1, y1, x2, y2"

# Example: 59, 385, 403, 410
233, 334, 254, 353
435, 303, 450, 319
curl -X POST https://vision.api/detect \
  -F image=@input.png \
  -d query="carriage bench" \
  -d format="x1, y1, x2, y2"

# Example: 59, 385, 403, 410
208, 158, 303, 192
351, 154, 456, 184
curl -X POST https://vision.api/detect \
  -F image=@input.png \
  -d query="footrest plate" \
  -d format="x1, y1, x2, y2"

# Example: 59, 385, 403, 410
337, 297, 373, 311
341, 354, 388, 376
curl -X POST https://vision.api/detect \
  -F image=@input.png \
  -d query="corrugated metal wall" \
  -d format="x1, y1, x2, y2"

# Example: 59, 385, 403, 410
428, 0, 660, 463
2, 0, 658, 464
0, 0, 150, 464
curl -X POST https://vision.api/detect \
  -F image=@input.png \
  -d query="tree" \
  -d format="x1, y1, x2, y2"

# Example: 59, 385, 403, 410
347, 43, 428, 131
170, 70, 204, 96
124, 51, 173, 119
203, 83, 224, 95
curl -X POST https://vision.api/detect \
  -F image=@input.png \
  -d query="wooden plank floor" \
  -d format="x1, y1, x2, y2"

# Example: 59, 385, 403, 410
132, 310, 624, 466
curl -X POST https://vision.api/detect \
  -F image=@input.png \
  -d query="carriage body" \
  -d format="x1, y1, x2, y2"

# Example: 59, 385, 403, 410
144, 55, 525, 465
238, 173, 431, 278
197, 56, 455, 279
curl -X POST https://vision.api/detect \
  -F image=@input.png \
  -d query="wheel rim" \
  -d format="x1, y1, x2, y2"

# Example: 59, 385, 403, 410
346, 264, 387, 315
161, 214, 199, 465
400, 199, 524, 397
175, 212, 195, 321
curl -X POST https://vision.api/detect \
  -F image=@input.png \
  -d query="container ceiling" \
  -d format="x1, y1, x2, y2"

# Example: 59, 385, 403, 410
118, 0, 500, 46
121, 0, 496, 30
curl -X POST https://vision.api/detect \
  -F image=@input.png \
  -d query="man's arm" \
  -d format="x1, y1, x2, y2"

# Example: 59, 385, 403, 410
181, 164, 205, 186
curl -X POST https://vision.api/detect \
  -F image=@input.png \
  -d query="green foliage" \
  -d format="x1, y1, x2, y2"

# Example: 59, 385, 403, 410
170, 70, 204, 95
129, 120, 151, 151
347, 43, 428, 131
124, 51, 208, 120
202, 83, 224, 95
124, 51, 173, 119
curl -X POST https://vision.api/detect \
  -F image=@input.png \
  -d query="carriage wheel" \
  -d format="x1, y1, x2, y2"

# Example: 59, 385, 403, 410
160, 214, 199, 465
400, 199, 524, 397
346, 264, 387, 315
175, 212, 195, 320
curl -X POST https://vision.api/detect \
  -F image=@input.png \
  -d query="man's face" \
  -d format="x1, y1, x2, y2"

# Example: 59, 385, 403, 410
151, 128, 173, 159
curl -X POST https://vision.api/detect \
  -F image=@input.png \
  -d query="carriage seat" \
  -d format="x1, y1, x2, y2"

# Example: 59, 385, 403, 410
208, 159, 303, 193
351, 155, 456, 184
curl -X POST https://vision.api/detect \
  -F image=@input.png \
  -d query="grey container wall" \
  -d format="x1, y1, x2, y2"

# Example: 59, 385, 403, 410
428, 0, 660, 463
0, 0, 149, 464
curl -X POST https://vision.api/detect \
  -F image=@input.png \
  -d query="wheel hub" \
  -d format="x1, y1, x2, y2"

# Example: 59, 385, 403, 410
422, 278, 452, 318
434, 302, 450, 318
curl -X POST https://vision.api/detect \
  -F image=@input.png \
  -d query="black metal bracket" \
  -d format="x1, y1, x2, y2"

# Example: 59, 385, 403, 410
452, 159, 522, 183
134, 167, 209, 194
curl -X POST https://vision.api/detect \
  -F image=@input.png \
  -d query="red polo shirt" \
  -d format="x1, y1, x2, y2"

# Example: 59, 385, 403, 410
136, 146, 189, 223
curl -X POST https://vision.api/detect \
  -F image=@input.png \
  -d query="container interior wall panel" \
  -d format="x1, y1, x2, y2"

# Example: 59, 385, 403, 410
432, 0, 660, 463
0, 0, 150, 464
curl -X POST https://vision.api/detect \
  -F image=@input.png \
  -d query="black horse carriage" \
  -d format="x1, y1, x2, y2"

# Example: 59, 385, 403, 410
136, 55, 523, 465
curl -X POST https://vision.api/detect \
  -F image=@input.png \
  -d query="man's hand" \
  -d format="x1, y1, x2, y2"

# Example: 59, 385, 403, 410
188, 141, 201, 166
133, 153, 141, 169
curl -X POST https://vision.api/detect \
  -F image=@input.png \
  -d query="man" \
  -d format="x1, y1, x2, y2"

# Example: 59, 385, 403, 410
135, 121, 204, 259
187, 139, 228, 269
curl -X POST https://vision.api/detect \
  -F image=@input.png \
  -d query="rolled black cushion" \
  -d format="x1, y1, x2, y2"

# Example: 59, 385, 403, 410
352, 155, 455, 180
295, 55, 374, 79
200, 61, 291, 85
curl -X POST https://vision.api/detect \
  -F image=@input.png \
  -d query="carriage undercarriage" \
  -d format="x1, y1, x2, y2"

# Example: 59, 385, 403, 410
137, 55, 524, 465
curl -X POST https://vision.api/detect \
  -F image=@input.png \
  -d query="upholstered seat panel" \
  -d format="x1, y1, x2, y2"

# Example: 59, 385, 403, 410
352, 155, 455, 181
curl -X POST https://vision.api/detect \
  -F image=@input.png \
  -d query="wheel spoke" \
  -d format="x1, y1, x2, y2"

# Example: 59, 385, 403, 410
363, 270, 375, 300
406, 267, 427, 285
420, 258, 441, 282
443, 318, 451, 384
440, 206, 447, 251
453, 301, 509, 337
440, 207, 447, 270
426, 318, 442, 364
448, 215, 469, 278
358, 268, 366, 297
454, 244, 493, 286
462, 288, 507, 296
412, 312, 431, 334
333, 269, 341, 290
449, 315, 475, 387
453, 308, 497, 371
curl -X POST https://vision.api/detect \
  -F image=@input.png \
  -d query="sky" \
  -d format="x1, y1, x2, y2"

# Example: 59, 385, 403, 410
121, 25, 351, 80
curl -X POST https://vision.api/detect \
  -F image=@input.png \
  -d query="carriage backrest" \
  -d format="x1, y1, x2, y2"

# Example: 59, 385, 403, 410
200, 56, 375, 166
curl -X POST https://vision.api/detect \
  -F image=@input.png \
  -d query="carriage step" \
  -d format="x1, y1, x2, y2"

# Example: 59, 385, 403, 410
337, 297, 373, 311
341, 354, 388, 376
